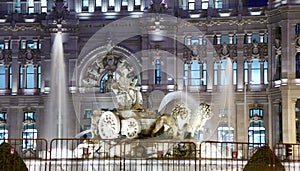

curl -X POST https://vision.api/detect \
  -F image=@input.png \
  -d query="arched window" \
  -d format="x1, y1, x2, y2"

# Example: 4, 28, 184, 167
202, 62, 207, 85
296, 53, 300, 78
244, 60, 248, 83
220, 59, 227, 85
233, 61, 237, 85
26, 40, 35, 49
0, 66, 5, 89
251, 33, 260, 43
251, 59, 260, 84
191, 36, 199, 45
155, 59, 161, 85
22, 111, 37, 150
214, 62, 218, 85
221, 34, 229, 44
248, 120, 265, 148
26, 65, 35, 88
264, 60, 268, 84
191, 61, 200, 85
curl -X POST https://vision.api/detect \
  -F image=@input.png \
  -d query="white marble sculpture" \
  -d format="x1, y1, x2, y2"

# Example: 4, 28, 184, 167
111, 61, 143, 110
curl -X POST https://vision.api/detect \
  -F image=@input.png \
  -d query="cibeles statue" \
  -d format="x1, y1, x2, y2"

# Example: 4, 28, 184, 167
111, 62, 143, 110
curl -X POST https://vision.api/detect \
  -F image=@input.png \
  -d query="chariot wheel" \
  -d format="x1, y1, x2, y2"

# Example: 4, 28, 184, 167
98, 111, 120, 139
124, 118, 141, 139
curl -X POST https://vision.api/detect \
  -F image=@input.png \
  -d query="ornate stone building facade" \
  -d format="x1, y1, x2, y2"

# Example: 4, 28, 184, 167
0, 0, 299, 149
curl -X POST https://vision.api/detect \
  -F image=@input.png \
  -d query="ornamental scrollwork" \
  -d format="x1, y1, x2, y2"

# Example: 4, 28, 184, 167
81, 55, 125, 87
0, 49, 12, 65
214, 44, 237, 58
18, 49, 41, 64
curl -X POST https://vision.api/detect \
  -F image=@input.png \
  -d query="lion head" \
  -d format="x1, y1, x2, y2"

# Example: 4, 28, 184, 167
198, 103, 213, 120
171, 104, 191, 120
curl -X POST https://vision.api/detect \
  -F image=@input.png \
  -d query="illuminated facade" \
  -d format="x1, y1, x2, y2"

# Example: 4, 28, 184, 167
0, 0, 300, 149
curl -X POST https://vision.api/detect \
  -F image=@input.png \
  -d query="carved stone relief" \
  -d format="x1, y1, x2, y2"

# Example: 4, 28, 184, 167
0, 49, 12, 65
243, 43, 268, 58
82, 55, 134, 88
214, 44, 237, 58
274, 38, 282, 55
18, 49, 41, 64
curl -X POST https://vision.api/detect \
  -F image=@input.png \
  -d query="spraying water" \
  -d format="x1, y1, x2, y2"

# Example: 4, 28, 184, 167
44, 31, 70, 140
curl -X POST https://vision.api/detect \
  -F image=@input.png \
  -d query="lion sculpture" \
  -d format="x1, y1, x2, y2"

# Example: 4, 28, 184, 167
187, 103, 213, 137
151, 103, 213, 139
151, 104, 190, 138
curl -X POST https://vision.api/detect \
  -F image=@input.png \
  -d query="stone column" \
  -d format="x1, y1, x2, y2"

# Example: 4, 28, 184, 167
260, 33, 264, 43
187, 62, 191, 86
22, 65, 26, 89
115, 0, 121, 12
236, 33, 244, 91
128, 0, 134, 11
141, 0, 145, 11
247, 59, 251, 83
89, 0, 95, 12
260, 59, 264, 84
281, 90, 297, 143
216, 34, 221, 45
75, 0, 82, 13
199, 35, 203, 45
272, 101, 282, 143
229, 34, 233, 44
102, 0, 108, 12
11, 40, 20, 95
247, 34, 252, 44
206, 35, 214, 92
4, 65, 9, 90
34, 65, 38, 89
268, 96, 274, 146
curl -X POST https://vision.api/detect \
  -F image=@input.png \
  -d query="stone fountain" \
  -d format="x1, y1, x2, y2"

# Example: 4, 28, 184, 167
74, 60, 213, 158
